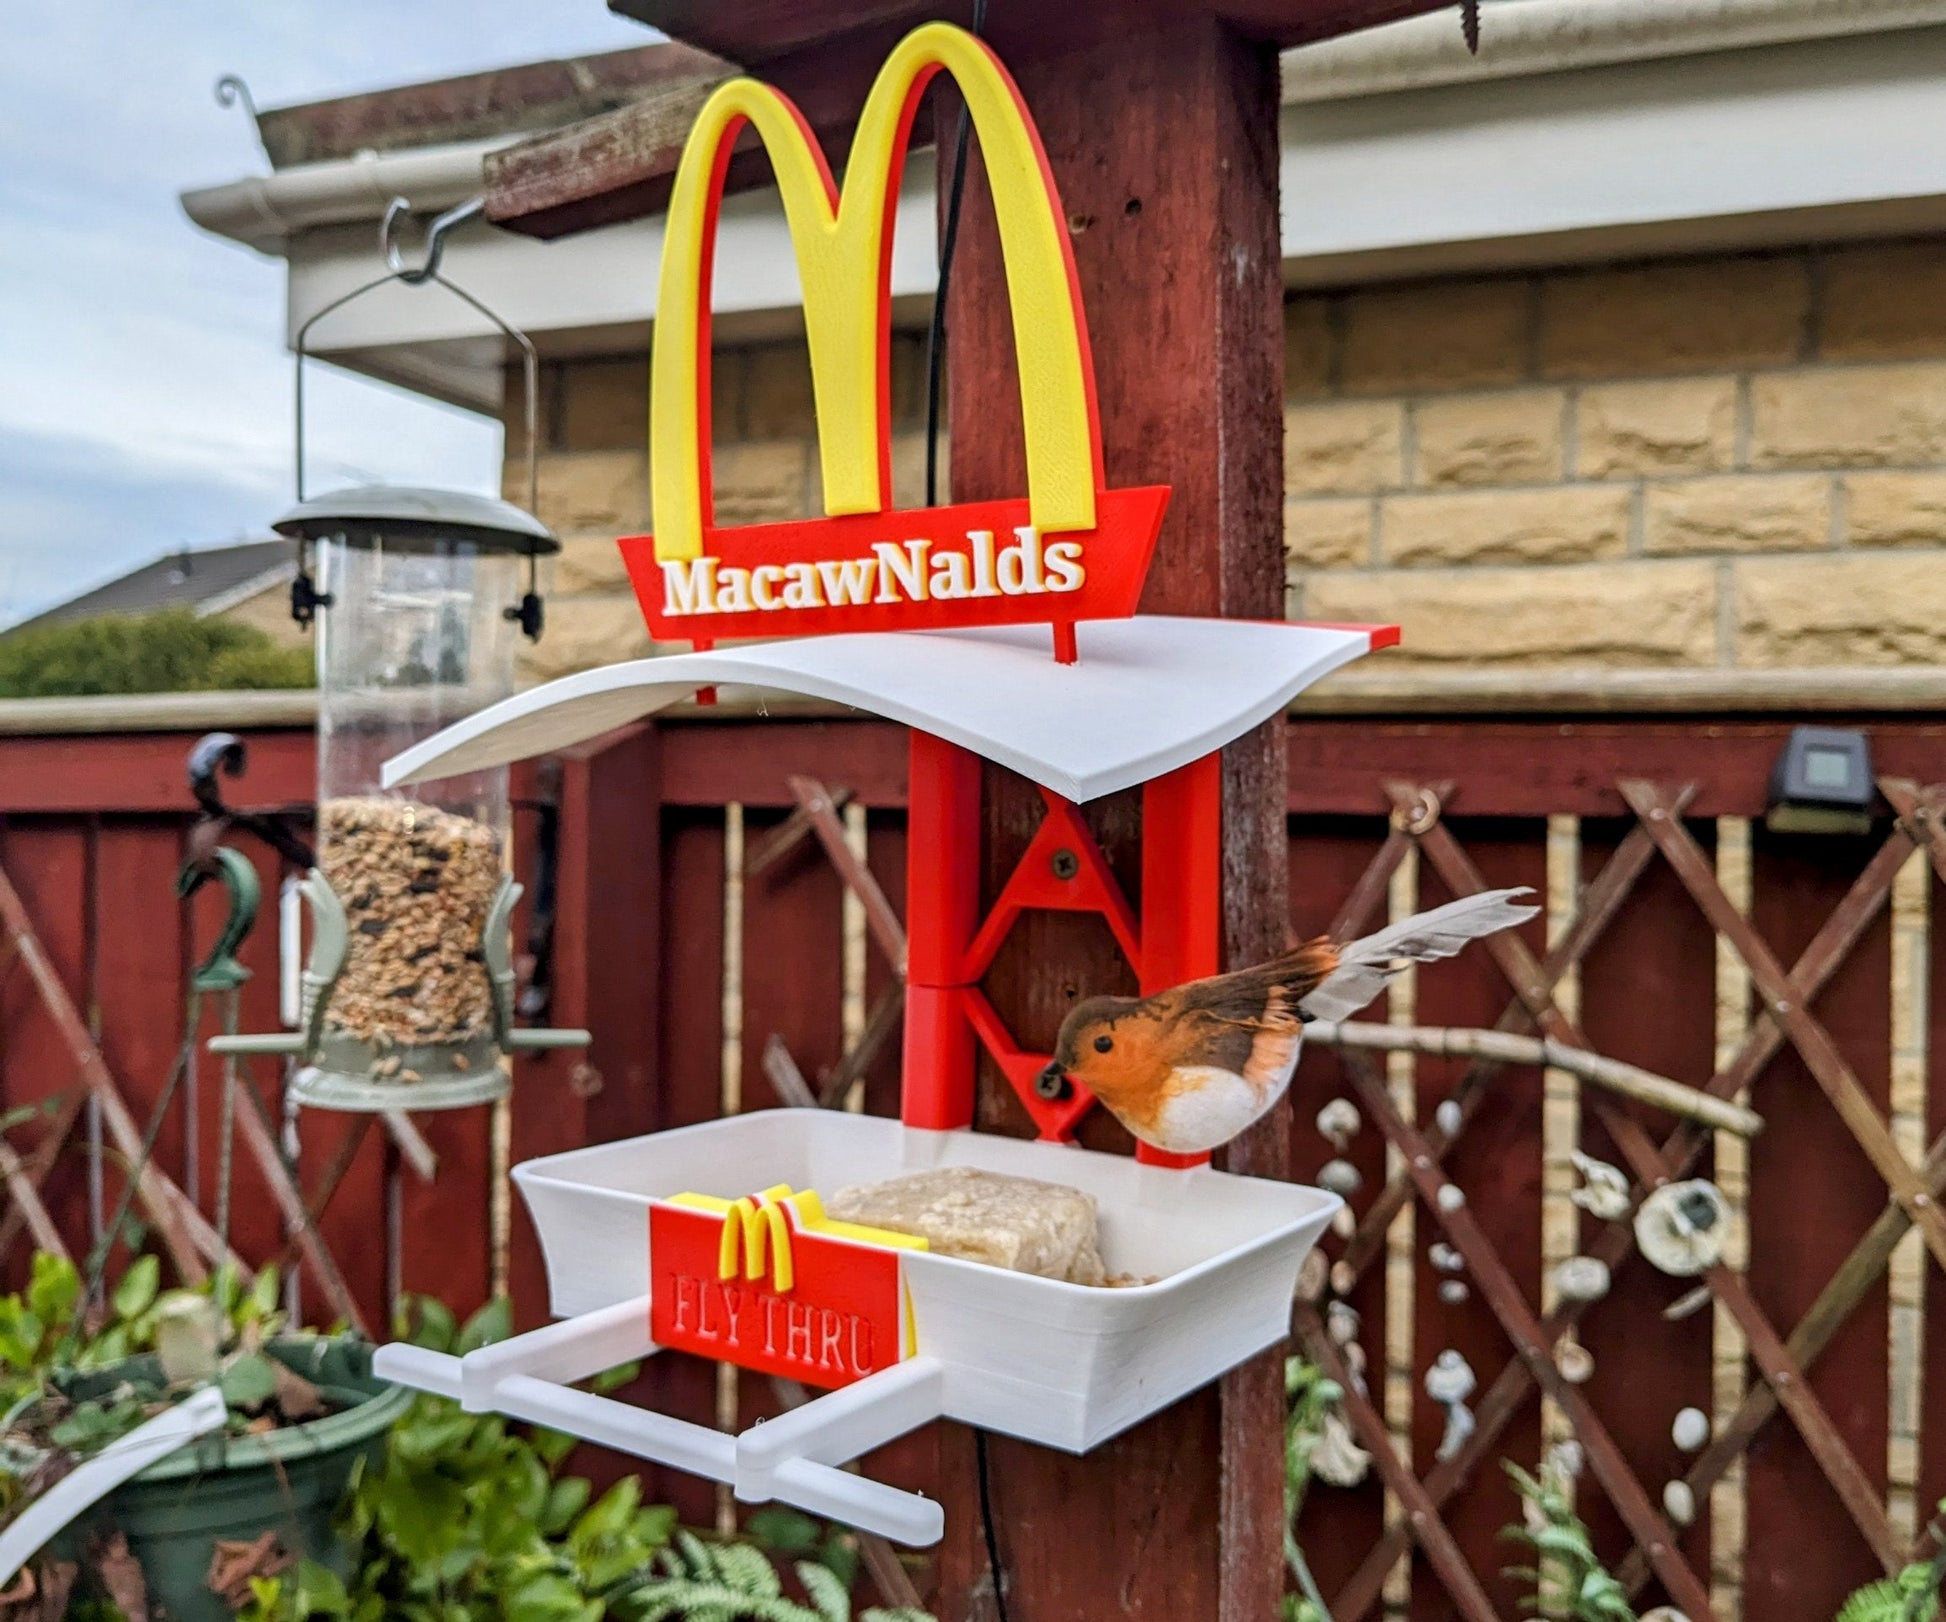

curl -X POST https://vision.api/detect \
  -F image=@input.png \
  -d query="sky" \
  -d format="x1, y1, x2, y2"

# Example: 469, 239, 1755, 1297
0, 1, 657, 626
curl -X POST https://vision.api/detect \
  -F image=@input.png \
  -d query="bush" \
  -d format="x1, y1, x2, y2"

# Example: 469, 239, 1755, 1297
0, 610, 313, 697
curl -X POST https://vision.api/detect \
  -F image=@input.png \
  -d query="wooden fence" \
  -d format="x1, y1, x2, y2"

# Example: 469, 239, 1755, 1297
0, 692, 1941, 1619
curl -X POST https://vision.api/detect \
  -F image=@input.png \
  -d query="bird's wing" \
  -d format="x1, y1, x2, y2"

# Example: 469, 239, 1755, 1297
1162, 940, 1339, 1032
1299, 888, 1538, 1022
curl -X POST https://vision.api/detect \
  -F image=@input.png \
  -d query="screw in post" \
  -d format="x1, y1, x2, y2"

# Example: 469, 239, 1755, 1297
1050, 848, 1080, 880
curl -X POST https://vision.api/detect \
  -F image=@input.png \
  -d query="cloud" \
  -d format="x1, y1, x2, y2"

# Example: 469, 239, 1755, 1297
0, 423, 280, 622
0, 0, 654, 619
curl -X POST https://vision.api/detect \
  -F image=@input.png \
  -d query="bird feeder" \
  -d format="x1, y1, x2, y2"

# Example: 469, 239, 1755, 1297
262, 486, 587, 1109
374, 21, 1392, 1544
211, 202, 587, 1109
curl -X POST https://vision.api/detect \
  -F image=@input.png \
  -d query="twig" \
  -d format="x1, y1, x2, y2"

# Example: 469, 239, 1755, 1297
1304, 1020, 1763, 1138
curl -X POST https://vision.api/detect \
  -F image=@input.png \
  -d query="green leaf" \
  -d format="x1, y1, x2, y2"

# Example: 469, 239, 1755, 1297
112, 1254, 160, 1321
746, 1506, 822, 1556
571, 1476, 642, 1545
406, 1297, 456, 1352
797, 1560, 851, 1622
540, 1478, 590, 1535
591, 1361, 641, 1395
632, 1504, 677, 1550
457, 1297, 512, 1354
250, 1265, 283, 1321
220, 1351, 279, 1410
376, 1466, 469, 1565
293, 1558, 351, 1617
210, 1260, 243, 1319
28, 1251, 80, 1330
818, 1533, 858, 1596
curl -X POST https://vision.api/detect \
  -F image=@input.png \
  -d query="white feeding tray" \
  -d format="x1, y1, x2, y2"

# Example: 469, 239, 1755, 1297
377, 1113, 1336, 1545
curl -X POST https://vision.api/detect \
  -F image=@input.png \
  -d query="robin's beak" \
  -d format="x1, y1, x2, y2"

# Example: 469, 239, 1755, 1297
1035, 1061, 1073, 1101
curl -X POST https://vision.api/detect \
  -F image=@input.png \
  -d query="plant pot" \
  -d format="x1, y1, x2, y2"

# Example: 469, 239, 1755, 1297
62, 1337, 411, 1622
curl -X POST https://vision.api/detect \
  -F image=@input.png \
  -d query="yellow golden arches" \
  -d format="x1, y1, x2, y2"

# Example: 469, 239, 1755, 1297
650, 21, 1101, 563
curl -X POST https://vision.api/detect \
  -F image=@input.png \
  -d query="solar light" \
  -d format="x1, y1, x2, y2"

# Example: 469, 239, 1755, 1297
1765, 725, 1875, 836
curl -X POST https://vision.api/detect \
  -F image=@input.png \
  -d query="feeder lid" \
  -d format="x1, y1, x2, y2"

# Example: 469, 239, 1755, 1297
383, 616, 1395, 804
272, 485, 560, 556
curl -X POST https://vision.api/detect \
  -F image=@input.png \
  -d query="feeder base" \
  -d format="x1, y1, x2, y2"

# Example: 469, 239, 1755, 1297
293, 1030, 508, 1111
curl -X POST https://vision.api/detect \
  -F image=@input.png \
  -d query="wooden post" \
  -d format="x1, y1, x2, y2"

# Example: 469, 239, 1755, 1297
940, 15, 1287, 1619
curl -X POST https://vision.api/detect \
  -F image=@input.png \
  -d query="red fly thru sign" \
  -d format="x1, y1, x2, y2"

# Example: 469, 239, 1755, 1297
649, 1195, 911, 1390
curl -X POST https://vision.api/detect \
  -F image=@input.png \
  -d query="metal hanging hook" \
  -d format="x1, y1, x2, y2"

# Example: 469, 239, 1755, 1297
214, 73, 259, 120
380, 195, 486, 287
286, 196, 544, 636
213, 75, 270, 161
291, 195, 536, 518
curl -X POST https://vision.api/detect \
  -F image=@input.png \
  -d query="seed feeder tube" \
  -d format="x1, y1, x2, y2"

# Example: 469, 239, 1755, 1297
208, 200, 586, 1108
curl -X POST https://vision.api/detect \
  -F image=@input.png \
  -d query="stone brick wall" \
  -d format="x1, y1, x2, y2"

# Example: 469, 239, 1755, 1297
1285, 242, 1946, 670
508, 241, 1946, 681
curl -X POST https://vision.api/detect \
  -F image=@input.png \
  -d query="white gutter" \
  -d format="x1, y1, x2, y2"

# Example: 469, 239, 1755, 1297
180, 139, 505, 254
1284, 0, 1946, 103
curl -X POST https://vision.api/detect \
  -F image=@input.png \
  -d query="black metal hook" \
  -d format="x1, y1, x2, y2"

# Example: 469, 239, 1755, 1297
187, 733, 316, 870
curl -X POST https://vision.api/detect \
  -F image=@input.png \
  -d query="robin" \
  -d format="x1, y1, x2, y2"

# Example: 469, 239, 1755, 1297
1039, 888, 1537, 1155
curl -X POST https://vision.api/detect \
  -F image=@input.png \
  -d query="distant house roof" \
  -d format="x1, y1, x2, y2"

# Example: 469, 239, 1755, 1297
10, 541, 292, 634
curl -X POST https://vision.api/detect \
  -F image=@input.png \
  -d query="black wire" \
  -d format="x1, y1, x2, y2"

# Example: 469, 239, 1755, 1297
975, 1428, 1010, 1622
922, 0, 990, 509
925, 10, 1009, 1617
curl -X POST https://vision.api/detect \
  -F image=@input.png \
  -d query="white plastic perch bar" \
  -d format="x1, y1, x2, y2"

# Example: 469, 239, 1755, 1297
0, 1385, 230, 1588
372, 1297, 947, 1547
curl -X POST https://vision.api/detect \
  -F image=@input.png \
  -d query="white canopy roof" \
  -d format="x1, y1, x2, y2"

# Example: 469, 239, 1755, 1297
383, 617, 1392, 804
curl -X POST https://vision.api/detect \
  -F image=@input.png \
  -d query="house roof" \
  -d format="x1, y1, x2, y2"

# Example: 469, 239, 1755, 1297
252, 43, 732, 169
9, 541, 292, 635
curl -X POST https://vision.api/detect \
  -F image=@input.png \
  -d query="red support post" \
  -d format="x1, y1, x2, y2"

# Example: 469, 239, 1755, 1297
901, 730, 983, 1130
1134, 750, 1224, 1167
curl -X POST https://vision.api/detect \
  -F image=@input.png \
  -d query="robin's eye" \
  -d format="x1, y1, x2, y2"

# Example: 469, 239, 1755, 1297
1093, 1034, 1113, 1053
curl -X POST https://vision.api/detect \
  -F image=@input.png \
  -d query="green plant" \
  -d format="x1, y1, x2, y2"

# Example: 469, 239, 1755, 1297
1284, 1356, 1360, 1622
615, 1529, 933, 1622
0, 1252, 298, 1461
0, 1252, 303, 1454
0, 609, 312, 698
236, 1298, 934, 1622
1836, 1500, 1946, 1622
1500, 1459, 1634, 1622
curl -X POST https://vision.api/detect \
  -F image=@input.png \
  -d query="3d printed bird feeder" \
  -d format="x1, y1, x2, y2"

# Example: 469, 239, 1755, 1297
370, 19, 1396, 1544
372, 618, 1390, 1543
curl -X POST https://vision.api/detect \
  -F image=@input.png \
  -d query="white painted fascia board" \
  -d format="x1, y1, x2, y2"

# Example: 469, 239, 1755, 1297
1278, 24, 1946, 285
1280, 0, 1946, 104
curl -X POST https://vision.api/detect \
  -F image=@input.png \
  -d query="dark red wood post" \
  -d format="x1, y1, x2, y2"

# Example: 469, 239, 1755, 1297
941, 14, 1288, 1619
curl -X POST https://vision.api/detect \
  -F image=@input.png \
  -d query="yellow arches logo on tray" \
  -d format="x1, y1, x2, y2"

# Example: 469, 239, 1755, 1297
649, 22, 1102, 565
669, 1187, 927, 1297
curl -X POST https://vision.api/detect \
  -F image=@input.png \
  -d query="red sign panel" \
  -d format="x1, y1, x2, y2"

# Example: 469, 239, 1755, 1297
649, 1199, 907, 1390
621, 487, 1169, 646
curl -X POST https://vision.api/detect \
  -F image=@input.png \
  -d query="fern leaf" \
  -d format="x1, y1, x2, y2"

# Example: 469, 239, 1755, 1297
713, 1539, 784, 1597
796, 1561, 851, 1622
1839, 1578, 1914, 1622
